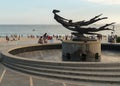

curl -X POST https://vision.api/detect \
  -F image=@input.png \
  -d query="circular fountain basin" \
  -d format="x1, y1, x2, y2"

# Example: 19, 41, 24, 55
15, 49, 120, 63
1, 43, 120, 85
1, 43, 120, 63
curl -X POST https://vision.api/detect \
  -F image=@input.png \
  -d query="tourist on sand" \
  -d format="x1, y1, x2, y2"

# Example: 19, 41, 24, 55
43, 33, 47, 39
44, 38, 48, 43
43, 33, 48, 43
48, 36, 53, 43
18, 35, 20, 40
38, 36, 43, 44
6, 36, 9, 42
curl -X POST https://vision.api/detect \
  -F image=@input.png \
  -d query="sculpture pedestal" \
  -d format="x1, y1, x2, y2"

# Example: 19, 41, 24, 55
62, 40, 101, 62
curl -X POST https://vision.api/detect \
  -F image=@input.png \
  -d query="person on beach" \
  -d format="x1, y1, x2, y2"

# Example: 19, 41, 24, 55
5, 36, 9, 42
43, 33, 48, 43
18, 35, 20, 40
48, 36, 53, 43
38, 36, 43, 44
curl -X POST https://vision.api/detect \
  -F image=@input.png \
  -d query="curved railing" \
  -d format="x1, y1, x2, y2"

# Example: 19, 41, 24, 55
1, 43, 120, 84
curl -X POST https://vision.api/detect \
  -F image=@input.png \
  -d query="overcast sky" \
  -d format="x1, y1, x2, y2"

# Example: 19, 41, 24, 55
0, 0, 120, 24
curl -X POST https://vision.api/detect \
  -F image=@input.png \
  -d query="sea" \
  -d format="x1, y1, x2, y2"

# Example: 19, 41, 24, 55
0, 24, 119, 37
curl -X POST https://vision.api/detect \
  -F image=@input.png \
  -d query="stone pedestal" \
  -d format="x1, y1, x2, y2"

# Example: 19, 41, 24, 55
62, 40, 101, 62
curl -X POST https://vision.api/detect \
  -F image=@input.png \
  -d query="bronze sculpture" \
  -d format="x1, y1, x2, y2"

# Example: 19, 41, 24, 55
53, 9, 115, 41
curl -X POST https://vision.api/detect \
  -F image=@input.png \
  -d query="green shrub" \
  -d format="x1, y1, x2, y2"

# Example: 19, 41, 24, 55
116, 37, 120, 43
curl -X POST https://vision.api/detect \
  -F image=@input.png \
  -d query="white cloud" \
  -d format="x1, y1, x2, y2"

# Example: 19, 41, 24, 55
87, 0, 120, 5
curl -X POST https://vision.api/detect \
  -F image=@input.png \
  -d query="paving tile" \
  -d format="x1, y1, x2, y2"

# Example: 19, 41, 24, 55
0, 69, 30, 86
0, 64, 5, 77
33, 77, 63, 86
65, 83, 85, 86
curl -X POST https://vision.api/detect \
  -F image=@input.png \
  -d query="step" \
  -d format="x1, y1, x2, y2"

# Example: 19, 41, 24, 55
4, 62, 120, 77
3, 63, 120, 84
3, 60, 120, 72
3, 57, 120, 68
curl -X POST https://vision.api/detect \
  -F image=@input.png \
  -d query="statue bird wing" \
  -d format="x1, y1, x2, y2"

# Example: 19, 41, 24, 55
91, 14, 103, 20
53, 10, 70, 21
52, 9, 60, 13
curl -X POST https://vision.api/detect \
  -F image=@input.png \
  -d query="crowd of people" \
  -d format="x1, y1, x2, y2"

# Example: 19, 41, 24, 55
38, 33, 73, 44
3, 33, 73, 43
5, 34, 21, 42
3, 32, 118, 44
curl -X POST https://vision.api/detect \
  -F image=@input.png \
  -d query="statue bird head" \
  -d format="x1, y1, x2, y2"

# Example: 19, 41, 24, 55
53, 9, 60, 14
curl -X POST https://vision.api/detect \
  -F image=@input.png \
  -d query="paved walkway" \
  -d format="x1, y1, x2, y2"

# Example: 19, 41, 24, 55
0, 64, 85, 86
1, 64, 120, 86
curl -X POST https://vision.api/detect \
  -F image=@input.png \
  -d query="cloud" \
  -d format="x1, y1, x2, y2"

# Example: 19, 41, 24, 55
87, 0, 120, 5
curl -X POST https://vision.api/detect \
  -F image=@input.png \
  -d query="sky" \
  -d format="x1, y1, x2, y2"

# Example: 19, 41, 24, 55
0, 0, 120, 24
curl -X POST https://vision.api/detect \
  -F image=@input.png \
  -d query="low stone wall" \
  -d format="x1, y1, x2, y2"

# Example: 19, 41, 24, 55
4, 43, 120, 57
9, 43, 62, 55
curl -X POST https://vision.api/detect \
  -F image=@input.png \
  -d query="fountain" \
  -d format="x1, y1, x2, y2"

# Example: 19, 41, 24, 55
1, 10, 120, 86
53, 9, 115, 62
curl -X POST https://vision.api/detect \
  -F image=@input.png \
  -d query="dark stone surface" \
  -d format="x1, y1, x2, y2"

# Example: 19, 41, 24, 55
101, 43, 120, 51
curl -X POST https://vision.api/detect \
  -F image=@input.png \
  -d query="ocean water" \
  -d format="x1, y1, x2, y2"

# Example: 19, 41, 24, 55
0, 24, 119, 37
0, 25, 72, 37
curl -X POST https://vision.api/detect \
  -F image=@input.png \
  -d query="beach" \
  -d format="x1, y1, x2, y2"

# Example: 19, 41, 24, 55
0, 36, 61, 52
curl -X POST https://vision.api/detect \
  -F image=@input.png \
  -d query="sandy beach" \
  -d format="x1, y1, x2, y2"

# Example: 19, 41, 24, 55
0, 37, 61, 52
0, 37, 37, 51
